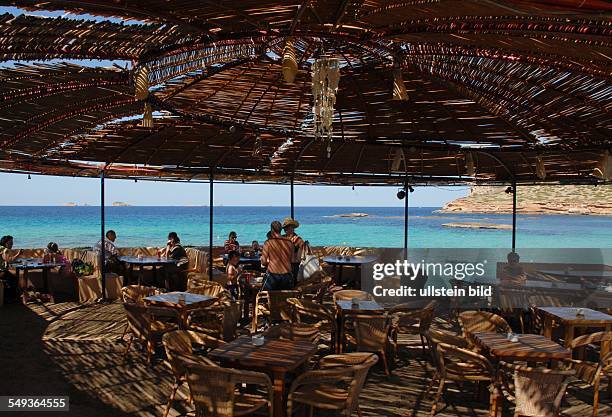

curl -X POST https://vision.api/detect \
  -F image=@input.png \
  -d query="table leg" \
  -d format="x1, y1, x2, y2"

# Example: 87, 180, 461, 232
138, 265, 144, 286
356, 265, 362, 289
543, 316, 553, 339
153, 266, 158, 287
129, 264, 134, 285
338, 266, 343, 285
272, 370, 287, 417
563, 324, 575, 349
42, 268, 49, 294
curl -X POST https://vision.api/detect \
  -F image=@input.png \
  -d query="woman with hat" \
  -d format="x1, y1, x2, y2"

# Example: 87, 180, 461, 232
282, 217, 306, 285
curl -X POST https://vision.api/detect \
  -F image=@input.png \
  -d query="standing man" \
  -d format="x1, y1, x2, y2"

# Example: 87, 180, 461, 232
282, 217, 306, 285
260, 221, 294, 290
1, 235, 22, 302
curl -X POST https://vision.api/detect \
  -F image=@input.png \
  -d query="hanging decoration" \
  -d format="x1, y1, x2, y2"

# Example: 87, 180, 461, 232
282, 38, 298, 84
536, 155, 546, 180
593, 150, 611, 180
142, 102, 153, 128
134, 66, 153, 128
252, 133, 262, 157
465, 152, 475, 176
391, 148, 405, 172
392, 68, 408, 101
311, 57, 340, 156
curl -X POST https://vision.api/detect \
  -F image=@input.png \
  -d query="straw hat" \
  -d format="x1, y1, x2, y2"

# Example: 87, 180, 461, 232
282, 217, 300, 229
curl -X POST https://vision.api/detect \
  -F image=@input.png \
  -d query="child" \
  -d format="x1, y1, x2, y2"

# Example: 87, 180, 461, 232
225, 250, 241, 300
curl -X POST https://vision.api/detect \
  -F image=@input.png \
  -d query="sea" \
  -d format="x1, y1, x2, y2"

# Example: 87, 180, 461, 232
0, 206, 611, 250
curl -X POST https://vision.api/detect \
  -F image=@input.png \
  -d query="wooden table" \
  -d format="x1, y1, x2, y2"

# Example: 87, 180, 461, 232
143, 291, 216, 327
335, 299, 384, 353
535, 307, 612, 357
471, 332, 571, 363
323, 255, 377, 286
537, 268, 612, 282
209, 336, 317, 417
11, 259, 64, 303
119, 256, 177, 286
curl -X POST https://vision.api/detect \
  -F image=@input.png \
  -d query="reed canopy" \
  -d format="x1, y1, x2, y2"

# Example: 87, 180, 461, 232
0, 0, 610, 186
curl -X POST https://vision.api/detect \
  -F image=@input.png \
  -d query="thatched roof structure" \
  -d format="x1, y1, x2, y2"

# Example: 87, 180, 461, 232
0, 1, 610, 185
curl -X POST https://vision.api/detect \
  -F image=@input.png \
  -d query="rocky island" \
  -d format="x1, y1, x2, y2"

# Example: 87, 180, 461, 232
441, 185, 612, 216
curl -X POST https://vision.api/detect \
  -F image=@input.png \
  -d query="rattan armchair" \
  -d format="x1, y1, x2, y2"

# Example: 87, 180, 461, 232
427, 342, 498, 416
162, 330, 225, 417
120, 285, 160, 338
263, 322, 321, 344
287, 297, 337, 350
389, 301, 437, 358
251, 290, 301, 332
566, 331, 612, 417
188, 281, 231, 299
499, 361, 574, 417
122, 302, 178, 365
287, 352, 378, 417
458, 310, 512, 339
189, 299, 243, 341
347, 313, 392, 375
333, 289, 372, 302
185, 362, 273, 417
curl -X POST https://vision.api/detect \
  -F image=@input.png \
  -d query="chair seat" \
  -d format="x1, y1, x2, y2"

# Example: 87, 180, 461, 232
291, 385, 349, 410
568, 359, 600, 385
151, 320, 178, 334
233, 393, 269, 416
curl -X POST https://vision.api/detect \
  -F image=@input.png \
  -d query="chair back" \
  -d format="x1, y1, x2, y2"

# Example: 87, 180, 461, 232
425, 329, 469, 367
188, 281, 229, 298
287, 297, 335, 324
186, 363, 236, 417
501, 362, 575, 417
458, 310, 512, 337
123, 302, 151, 340
258, 290, 301, 322
121, 285, 158, 304
264, 323, 320, 343
333, 290, 372, 302
570, 331, 612, 382
163, 330, 220, 379
436, 342, 495, 382
351, 314, 390, 352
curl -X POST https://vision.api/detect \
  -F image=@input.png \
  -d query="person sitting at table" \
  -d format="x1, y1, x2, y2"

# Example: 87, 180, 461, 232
499, 251, 527, 286
282, 217, 306, 284
251, 240, 261, 255
44, 242, 71, 276
260, 221, 294, 291
94, 230, 120, 273
225, 250, 242, 300
224, 231, 240, 254
162, 232, 189, 290
1, 235, 22, 302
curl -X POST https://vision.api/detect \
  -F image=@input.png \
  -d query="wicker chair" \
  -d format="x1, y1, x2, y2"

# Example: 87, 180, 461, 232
120, 285, 159, 338
458, 310, 512, 339
346, 313, 392, 375
287, 352, 378, 417
251, 290, 301, 332
427, 342, 498, 416
189, 299, 243, 341
287, 297, 337, 350
263, 322, 321, 344
498, 361, 574, 417
333, 289, 372, 302
162, 330, 225, 417
425, 329, 470, 368
122, 302, 178, 365
389, 301, 437, 358
185, 362, 273, 417
295, 274, 332, 303
188, 281, 231, 299
566, 331, 612, 417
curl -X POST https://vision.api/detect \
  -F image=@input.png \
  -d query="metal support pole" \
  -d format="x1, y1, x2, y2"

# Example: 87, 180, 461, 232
512, 181, 517, 251
209, 173, 214, 281
404, 179, 409, 259
290, 176, 295, 219
100, 171, 106, 300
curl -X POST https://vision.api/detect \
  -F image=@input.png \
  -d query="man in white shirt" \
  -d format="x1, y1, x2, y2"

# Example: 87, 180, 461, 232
94, 230, 120, 273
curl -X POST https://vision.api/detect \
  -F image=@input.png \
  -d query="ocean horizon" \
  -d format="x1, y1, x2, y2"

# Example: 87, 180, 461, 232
1, 205, 611, 250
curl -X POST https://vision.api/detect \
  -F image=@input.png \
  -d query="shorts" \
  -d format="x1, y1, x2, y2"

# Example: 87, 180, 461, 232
262, 272, 294, 291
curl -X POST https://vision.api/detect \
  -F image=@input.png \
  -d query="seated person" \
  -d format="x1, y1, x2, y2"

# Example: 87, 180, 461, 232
94, 230, 120, 273
1, 235, 22, 301
162, 232, 189, 290
225, 250, 242, 300
499, 251, 527, 286
260, 221, 294, 291
251, 240, 261, 256
224, 231, 240, 253
45, 242, 71, 276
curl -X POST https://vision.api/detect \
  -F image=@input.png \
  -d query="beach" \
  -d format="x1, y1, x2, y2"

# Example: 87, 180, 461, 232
1, 206, 610, 249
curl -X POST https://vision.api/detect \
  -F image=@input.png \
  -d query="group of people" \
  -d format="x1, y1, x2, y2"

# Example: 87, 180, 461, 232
225, 217, 308, 294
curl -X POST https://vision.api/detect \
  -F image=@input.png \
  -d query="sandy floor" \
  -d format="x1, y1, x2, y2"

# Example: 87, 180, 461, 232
0, 301, 609, 417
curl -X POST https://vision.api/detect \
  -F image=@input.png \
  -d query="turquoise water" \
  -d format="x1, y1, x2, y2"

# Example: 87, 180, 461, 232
0, 206, 610, 249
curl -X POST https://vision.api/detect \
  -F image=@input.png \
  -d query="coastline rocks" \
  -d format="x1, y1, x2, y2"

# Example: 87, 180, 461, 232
442, 222, 512, 230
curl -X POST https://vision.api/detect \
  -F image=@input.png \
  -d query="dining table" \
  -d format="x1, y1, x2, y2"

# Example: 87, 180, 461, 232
209, 336, 317, 417
535, 306, 612, 356
323, 255, 377, 287
143, 291, 217, 328
118, 256, 177, 286
471, 332, 571, 365
11, 258, 65, 303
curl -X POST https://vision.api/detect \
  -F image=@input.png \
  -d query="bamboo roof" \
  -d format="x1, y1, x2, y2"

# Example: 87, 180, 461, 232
0, 1, 610, 185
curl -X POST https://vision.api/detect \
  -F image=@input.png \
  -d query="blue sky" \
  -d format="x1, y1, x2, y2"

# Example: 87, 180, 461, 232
0, 5, 468, 207
0, 173, 468, 206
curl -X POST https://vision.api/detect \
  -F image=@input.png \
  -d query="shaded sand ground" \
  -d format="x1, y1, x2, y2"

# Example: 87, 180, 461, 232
0, 301, 609, 417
